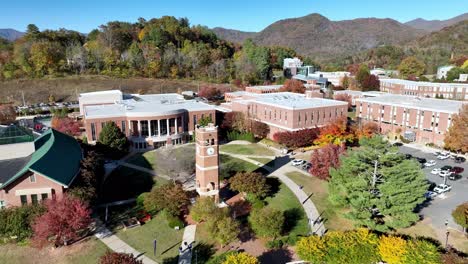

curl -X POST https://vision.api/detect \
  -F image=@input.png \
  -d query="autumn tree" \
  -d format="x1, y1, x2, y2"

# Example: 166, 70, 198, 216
279, 79, 306, 94
296, 235, 327, 263
248, 207, 284, 239
223, 252, 258, 264
205, 209, 239, 247
309, 144, 345, 180
313, 117, 354, 146
444, 104, 468, 153
190, 196, 218, 223
398, 56, 426, 79
99, 252, 143, 264
355, 64, 370, 88
68, 151, 104, 204
198, 85, 222, 100
333, 94, 353, 110
229, 172, 269, 199
361, 74, 380, 91
452, 202, 468, 234
143, 182, 190, 216
0, 103, 16, 124
273, 128, 319, 149
32, 195, 91, 247
355, 122, 380, 139
378, 235, 407, 264
51, 117, 81, 137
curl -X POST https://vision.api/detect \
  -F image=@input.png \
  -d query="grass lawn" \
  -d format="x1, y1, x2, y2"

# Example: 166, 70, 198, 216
286, 171, 354, 231
117, 214, 184, 263
219, 154, 260, 179
125, 151, 157, 170
248, 157, 273, 164
264, 178, 309, 240
220, 144, 275, 156
102, 166, 168, 202
0, 237, 108, 264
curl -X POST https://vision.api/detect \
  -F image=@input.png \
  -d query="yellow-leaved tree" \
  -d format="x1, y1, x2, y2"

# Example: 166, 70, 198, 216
222, 252, 258, 264
295, 235, 327, 263
378, 235, 407, 264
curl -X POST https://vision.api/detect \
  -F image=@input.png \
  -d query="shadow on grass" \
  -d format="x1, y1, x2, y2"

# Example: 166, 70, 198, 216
191, 243, 216, 263
257, 248, 293, 264
265, 177, 281, 197
283, 207, 304, 234
101, 166, 155, 203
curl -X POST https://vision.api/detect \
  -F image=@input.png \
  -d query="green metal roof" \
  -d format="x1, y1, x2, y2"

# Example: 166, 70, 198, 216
0, 125, 34, 145
0, 129, 82, 189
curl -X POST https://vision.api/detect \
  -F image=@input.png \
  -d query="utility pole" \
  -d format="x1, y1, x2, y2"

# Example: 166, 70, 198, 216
21, 91, 26, 106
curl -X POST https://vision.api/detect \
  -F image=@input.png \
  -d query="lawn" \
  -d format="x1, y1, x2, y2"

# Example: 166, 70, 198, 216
0, 237, 109, 264
265, 178, 309, 240
220, 144, 275, 156
101, 166, 168, 202
125, 151, 157, 170
249, 157, 274, 165
219, 154, 260, 179
286, 171, 354, 231
116, 214, 184, 263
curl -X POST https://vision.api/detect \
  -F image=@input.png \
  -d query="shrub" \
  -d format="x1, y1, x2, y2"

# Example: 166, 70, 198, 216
99, 251, 143, 264
226, 130, 255, 142
165, 213, 184, 229
190, 196, 218, 223
248, 207, 285, 239
136, 192, 148, 208
266, 239, 284, 249
0, 204, 45, 241
222, 252, 258, 264
143, 182, 190, 217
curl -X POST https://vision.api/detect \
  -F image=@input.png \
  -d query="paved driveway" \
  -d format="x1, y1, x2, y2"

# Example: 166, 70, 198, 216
398, 146, 468, 230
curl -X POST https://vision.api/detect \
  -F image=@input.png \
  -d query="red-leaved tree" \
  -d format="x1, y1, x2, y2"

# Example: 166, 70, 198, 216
51, 117, 81, 136
198, 85, 222, 100
361, 74, 380, 91
279, 79, 306, 94
273, 128, 319, 149
32, 195, 91, 247
355, 122, 380, 139
333, 94, 353, 110
314, 117, 355, 146
100, 252, 143, 264
309, 143, 345, 180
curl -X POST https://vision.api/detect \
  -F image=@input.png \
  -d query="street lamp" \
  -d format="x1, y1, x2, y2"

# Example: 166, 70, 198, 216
445, 219, 450, 249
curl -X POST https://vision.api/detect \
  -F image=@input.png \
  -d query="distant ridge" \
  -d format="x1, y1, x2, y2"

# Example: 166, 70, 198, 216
0, 28, 24, 41
405, 13, 468, 32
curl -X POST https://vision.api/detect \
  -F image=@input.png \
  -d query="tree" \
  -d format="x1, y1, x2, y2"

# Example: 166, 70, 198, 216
403, 239, 440, 264
68, 151, 104, 204
296, 235, 327, 263
229, 172, 269, 199
452, 202, 468, 234
32, 195, 91, 247
190, 196, 218, 223
378, 235, 407, 264
0, 204, 45, 241
51, 117, 81, 137
361, 74, 380, 91
98, 121, 129, 156
355, 122, 380, 139
446, 67, 468, 82
245, 119, 269, 138
444, 105, 468, 153
99, 251, 143, 264
198, 86, 222, 100
398, 57, 426, 79
279, 79, 306, 94
206, 212, 239, 247
313, 117, 354, 146
143, 182, 190, 216
198, 115, 213, 126
248, 207, 284, 239
355, 64, 370, 88
329, 136, 428, 231
223, 252, 258, 264
0, 103, 16, 124
273, 128, 319, 149
309, 144, 345, 180
333, 94, 352, 110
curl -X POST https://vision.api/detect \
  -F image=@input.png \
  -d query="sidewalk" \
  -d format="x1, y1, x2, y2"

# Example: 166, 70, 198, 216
94, 220, 157, 264
178, 225, 196, 264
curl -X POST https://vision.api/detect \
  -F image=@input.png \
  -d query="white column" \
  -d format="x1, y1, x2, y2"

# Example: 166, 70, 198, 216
137, 120, 141, 137
166, 118, 170, 136
148, 120, 152, 137
128, 120, 131, 136
158, 119, 161, 137
175, 117, 178, 135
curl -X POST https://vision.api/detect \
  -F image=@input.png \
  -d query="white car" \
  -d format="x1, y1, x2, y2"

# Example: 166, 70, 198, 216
424, 160, 437, 167
433, 184, 452, 194
291, 159, 306, 166
439, 170, 453, 178
430, 168, 442, 175
437, 154, 450, 160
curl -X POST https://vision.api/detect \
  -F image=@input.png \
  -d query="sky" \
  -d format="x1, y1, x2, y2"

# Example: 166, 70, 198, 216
1, 0, 466, 33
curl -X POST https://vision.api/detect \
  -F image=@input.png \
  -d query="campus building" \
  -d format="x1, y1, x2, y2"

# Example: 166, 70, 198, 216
355, 95, 465, 145
379, 79, 468, 100
333, 90, 389, 106
221, 91, 348, 139
80, 90, 217, 149
0, 127, 82, 208
195, 124, 220, 202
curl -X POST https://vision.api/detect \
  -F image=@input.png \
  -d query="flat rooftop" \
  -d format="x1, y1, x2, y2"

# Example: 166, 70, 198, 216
380, 78, 468, 87
0, 155, 31, 185
246, 85, 282, 91
84, 93, 216, 118
356, 94, 465, 113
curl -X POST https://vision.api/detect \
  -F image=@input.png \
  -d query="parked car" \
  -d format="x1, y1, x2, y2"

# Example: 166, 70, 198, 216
301, 163, 311, 171
416, 157, 427, 164
437, 154, 450, 160
450, 167, 464, 174
449, 174, 463, 181
424, 160, 437, 167
405, 154, 412, 159
441, 165, 453, 172
424, 191, 438, 199
439, 170, 453, 178
291, 159, 306, 166
433, 184, 452, 194
430, 168, 442, 175
454, 157, 466, 163
433, 151, 442, 156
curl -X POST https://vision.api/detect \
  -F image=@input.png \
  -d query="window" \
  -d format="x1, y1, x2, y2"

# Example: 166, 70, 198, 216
101, 122, 105, 129
20, 195, 27, 205
91, 123, 96, 141
0, 200, 5, 209
31, 194, 38, 205
30, 174, 36, 183
121, 121, 126, 134
193, 115, 197, 129
41, 193, 48, 201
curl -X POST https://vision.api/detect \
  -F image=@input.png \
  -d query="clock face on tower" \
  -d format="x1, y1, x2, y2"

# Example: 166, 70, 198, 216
207, 147, 215, 156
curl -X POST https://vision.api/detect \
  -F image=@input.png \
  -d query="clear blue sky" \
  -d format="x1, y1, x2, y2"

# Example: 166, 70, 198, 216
1, 0, 466, 33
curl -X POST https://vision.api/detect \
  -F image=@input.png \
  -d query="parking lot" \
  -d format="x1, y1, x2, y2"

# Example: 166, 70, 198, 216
398, 145, 468, 230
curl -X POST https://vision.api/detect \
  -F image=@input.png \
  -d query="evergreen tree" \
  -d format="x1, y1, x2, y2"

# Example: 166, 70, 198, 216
329, 136, 428, 231
98, 121, 129, 156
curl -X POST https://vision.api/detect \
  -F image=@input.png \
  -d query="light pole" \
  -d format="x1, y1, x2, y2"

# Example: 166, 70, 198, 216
445, 219, 450, 249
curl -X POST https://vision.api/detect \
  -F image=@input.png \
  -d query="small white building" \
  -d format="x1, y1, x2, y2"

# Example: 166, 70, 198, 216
437, 65, 455, 80
283, 57, 303, 69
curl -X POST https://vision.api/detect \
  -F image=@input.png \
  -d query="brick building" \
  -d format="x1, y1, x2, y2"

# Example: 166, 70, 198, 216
80, 91, 217, 149
356, 95, 465, 145
379, 79, 468, 100
0, 128, 82, 208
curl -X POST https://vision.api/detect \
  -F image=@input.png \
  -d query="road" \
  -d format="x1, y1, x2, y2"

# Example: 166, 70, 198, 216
398, 145, 468, 230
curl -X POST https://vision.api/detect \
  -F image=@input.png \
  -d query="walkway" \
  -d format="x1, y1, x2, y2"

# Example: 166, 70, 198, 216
94, 220, 157, 264
178, 225, 197, 264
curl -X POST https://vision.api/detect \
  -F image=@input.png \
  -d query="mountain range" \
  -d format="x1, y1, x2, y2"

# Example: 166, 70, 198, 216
0, 28, 24, 41
404, 13, 468, 32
